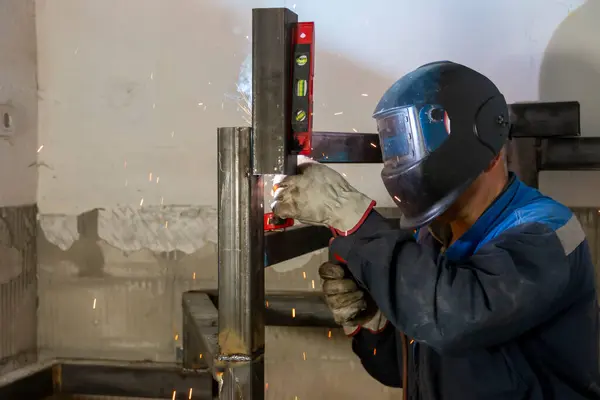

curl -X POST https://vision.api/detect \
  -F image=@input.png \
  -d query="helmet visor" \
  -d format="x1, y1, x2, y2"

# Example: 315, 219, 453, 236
376, 104, 451, 171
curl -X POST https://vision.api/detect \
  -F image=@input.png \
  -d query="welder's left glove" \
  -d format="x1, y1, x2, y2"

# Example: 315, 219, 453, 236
272, 158, 376, 236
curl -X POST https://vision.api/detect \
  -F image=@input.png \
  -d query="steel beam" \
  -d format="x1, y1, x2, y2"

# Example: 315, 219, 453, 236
264, 293, 336, 327
217, 127, 265, 399
58, 361, 212, 399
183, 292, 219, 373
264, 208, 401, 267
0, 365, 54, 400
264, 225, 331, 267
251, 8, 298, 175
540, 137, 600, 171
184, 291, 337, 331
509, 101, 580, 138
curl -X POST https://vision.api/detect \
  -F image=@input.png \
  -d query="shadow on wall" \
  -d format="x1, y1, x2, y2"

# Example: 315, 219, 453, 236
539, 0, 600, 136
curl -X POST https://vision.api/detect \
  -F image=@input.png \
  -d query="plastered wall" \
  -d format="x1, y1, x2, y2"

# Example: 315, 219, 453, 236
0, 0, 38, 376
29, 0, 600, 399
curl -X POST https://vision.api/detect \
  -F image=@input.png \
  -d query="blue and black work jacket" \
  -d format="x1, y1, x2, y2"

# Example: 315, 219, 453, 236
330, 174, 600, 400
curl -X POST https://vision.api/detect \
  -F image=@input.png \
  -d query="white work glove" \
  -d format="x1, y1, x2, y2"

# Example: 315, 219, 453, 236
319, 262, 388, 336
272, 158, 375, 235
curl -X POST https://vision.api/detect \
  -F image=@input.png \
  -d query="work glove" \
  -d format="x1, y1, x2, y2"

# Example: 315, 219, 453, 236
272, 158, 376, 236
319, 261, 388, 336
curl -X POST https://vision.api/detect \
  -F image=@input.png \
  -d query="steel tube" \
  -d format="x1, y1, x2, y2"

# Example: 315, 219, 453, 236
217, 127, 265, 399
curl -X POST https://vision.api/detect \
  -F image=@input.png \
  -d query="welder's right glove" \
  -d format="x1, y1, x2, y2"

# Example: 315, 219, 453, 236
319, 261, 388, 336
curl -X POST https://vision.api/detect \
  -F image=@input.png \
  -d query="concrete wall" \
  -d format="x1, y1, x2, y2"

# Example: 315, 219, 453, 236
32, 0, 599, 399
0, 0, 39, 376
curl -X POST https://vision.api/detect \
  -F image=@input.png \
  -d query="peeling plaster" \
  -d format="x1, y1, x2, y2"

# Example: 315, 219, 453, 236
39, 206, 218, 254
38, 214, 79, 250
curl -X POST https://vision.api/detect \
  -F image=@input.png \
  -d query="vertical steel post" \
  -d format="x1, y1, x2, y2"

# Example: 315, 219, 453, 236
217, 127, 265, 399
251, 8, 298, 176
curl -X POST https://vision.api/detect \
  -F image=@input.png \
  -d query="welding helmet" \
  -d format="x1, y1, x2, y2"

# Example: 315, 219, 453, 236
373, 61, 510, 229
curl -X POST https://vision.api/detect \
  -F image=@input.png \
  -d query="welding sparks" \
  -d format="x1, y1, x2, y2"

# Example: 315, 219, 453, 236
37, 145, 44, 153
199, 353, 203, 359
302, 271, 306, 279
328, 330, 332, 338
352, 128, 358, 133
165, 221, 169, 229
334, 111, 344, 116
93, 298, 97, 309
188, 388, 193, 399
292, 308, 296, 318
192, 272, 196, 280
140, 198, 144, 207
393, 195, 401, 203
149, 172, 153, 181
302, 352, 306, 360
156, 176, 160, 183
198, 102, 204, 106
370, 142, 377, 148
311, 280, 315, 289
373, 348, 377, 355
172, 390, 176, 400
265, 383, 269, 390
361, 93, 369, 97
174, 333, 179, 341
266, 301, 269, 308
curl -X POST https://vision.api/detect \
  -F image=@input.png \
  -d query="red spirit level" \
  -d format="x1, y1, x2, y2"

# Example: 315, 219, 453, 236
264, 21, 315, 232
291, 22, 315, 156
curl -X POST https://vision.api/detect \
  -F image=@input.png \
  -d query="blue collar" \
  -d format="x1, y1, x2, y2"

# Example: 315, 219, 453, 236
443, 173, 521, 261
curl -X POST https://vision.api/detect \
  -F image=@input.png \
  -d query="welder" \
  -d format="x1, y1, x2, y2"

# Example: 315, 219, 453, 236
272, 61, 600, 399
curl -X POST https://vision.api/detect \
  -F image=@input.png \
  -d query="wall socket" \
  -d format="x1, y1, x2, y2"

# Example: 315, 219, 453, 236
0, 104, 16, 137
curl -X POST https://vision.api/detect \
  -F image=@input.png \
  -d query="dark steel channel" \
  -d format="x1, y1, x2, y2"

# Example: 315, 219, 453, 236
251, 8, 298, 176
58, 361, 212, 399
540, 137, 600, 171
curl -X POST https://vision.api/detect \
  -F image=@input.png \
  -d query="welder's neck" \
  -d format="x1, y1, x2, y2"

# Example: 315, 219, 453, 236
448, 174, 509, 245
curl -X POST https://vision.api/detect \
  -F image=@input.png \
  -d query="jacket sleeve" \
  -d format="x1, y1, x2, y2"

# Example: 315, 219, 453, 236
351, 322, 404, 388
330, 210, 579, 354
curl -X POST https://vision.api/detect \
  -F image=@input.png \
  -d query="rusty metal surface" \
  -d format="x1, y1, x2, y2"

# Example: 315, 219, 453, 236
0, 205, 38, 375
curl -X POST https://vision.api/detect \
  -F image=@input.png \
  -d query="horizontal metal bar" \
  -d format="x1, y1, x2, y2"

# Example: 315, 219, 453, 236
264, 209, 401, 266
186, 291, 336, 329
59, 360, 213, 399
509, 101, 580, 138
265, 225, 332, 267
182, 292, 219, 371
310, 131, 382, 163
540, 137, 600, 170
0, 365, 54, 400
264, 293, 336, 327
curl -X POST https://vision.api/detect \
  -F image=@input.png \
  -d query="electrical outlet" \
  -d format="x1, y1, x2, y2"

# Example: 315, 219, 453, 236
0, 104, 16, 137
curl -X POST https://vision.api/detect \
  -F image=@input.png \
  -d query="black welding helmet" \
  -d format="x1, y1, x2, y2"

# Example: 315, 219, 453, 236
373, 61, 510, 229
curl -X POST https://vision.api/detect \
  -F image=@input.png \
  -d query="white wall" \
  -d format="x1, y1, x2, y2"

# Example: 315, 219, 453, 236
36, 0, 598, 215
0, 0, 38, 206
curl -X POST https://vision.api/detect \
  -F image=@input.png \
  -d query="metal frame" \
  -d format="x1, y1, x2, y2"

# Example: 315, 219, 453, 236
0, 360, 213, 400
